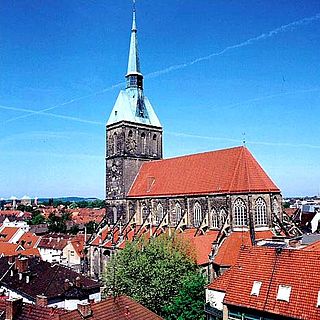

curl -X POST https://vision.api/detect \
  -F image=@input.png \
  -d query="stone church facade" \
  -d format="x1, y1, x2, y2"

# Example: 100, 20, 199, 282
87, 6, 299, 279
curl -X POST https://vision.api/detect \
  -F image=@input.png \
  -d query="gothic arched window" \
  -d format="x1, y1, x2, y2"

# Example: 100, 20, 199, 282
219, 208, 227, 227
193, 202, 202, 227
234, 198, 247, 226
152, 134, 157, 155
211, 208, 219, 229
141, 132, 146, 154
255, 198, 267, 226
175, 203, 182, 225
113, 133, 117, 155
141, 205, 148, 221
156, 203, 163, 224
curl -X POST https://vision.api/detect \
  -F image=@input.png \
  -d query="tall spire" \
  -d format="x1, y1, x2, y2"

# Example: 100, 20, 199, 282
126, 0, 143, 89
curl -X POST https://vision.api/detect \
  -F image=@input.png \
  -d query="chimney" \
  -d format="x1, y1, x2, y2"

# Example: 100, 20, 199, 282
77, 302, 92, 317
15, 257, 28, 273
75, 276, 81, 288
5, 298, 23, 320
36, 295, 48, 307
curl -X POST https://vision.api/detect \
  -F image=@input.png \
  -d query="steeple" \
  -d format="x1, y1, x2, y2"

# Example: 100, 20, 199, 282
106, 1, 161, 127
126, 0, 143, 89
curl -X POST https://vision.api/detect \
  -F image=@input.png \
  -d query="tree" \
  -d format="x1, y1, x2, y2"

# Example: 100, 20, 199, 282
103, 234, 205, 318
85, 221, 98, 234
163, 272, 206, 320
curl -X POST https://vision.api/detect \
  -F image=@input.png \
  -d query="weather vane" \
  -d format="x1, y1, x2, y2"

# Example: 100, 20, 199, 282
242, 132, 246, 146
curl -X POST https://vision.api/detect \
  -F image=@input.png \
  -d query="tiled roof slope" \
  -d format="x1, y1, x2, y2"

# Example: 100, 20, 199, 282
0, 300, 65, 320
0, 227, 19, 242
218, 246, 320, 320
60, 295, 163, 320
0, 256, 100, 301
178, 229, 219, 265
303, 239, 320, 251
213, 230, 274, 267
128, 146, 280, 197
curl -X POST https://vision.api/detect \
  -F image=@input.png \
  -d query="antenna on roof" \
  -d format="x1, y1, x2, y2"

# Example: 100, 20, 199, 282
242, 132, 246, 146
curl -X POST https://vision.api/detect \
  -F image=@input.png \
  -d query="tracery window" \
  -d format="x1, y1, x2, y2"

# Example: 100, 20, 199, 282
193, 202, 202, 227
113, 132, 117, 154
156, 203, 164, 224
141, 132, 146, 154
152, 134, 157, 155
234, 198, 247, 226
255, 198, 267, 225
141, 205, 148, 220
219, 208, 227, 226
211, 208, 219, 228
175, 203, 182, 225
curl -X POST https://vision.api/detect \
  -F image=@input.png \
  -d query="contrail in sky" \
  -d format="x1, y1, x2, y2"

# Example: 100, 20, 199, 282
167, 131, 320, 150
3, 12, 320, 124
3, 81, 124, 124
146, 13, 320, 78
0, 104, 104, 125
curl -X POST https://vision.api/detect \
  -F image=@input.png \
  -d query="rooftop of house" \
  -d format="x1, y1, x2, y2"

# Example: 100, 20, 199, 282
0, 295, 163, 320
59, 295, 163, 320
16, 232, 40, 249
213, 230, 275, 267
0, 256, 100, 302
128, 146, 280, 198
0, 227, 20, 243
208, 245, 320, 320
37, 233, 73, 250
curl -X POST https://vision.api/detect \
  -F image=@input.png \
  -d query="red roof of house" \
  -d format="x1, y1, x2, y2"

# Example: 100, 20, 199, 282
211, 246, 320, 320
17, 232, 40, 249
0, 243, 40, 257
128, 146, 280, 197
213, 230, 274, 267
178, 229, 219, 265
0, 227, 19, 242
59, 295, 163, 320
207, 267, 233, 292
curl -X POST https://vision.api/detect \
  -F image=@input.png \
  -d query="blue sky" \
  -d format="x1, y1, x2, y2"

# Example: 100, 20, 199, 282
0, 0, 319, 199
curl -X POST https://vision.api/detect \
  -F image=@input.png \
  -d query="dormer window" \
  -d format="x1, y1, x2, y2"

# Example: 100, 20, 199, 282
250, 281, 262, 296
277, 285, 291, 302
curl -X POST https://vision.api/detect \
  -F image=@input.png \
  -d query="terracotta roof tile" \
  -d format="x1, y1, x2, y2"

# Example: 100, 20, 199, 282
212, 246, 320, 320
128, 146, 280, 197
0, 227, 19, 242
59, 295, 163, 320
178, 229, 219, 265
213, 230, 274, 267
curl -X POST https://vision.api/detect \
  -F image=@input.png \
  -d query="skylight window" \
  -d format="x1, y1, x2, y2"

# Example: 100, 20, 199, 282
250, 281, 262, 296
277, 285, 291, 302
317, 291, 320, 307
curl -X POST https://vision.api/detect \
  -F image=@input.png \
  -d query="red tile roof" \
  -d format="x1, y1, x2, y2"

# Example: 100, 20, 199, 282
207, 267, 233, 292
178, 229, 219, 265
0, 300, 66, 320
0, 227, 19, 242
0, 243, 20, 256
59, 295, 163, 320
17, 232, 40, 249
213, 230, 274, 267
212, 246, 320, 320
128, 146, 280, 197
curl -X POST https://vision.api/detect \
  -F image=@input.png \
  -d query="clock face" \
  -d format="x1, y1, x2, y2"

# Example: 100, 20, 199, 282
126, 138, 137, 152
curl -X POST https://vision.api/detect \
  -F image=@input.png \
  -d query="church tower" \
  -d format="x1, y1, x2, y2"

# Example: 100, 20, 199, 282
105, 4, 163, 224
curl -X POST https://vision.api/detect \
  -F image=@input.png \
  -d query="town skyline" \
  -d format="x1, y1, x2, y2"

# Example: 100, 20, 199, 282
1, 0, 319, 198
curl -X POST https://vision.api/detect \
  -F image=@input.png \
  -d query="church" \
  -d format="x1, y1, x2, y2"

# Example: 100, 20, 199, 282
87, 6, 298, 279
